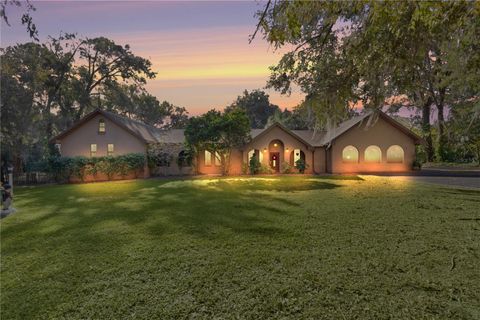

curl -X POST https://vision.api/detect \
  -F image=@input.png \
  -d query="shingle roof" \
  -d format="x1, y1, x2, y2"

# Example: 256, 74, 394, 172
53, 109, 421, 147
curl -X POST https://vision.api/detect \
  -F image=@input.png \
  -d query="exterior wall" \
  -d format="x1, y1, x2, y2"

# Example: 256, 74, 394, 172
330, 117, 416, 173
197, 149, 243, 175
149, 143, 194, 176
313, 147, 326, 173
59, 114, 147, 157
242, 126, 314, 173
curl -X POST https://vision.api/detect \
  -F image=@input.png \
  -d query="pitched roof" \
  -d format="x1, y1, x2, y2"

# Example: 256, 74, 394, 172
320, 110, 422, 145
51, 109, 185, 144
53, 109, 422, 147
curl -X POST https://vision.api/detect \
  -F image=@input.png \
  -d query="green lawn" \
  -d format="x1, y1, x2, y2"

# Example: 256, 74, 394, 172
1, 176, 479, 319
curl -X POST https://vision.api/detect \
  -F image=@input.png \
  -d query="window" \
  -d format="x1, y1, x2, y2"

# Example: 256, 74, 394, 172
214, 152, 222, 166
177, 150, 191, 167
98, 119, 106, 134
387, 145, 404, 163
204, 150, 212, 166
342, 145, 359, 163
290, 149, 305, 165
54, 143, 61, 154
90, 144, 97, 157
107, 144, 114, 156
364, 145, 382, 163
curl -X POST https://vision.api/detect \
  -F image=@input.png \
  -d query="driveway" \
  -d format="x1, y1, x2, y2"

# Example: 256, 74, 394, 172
385, 176, 480, 189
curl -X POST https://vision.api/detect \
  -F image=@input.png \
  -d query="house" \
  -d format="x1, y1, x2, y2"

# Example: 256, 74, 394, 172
51, 109, 422, 176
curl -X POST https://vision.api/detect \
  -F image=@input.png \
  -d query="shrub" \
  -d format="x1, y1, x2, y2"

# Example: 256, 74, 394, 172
249, 154, 261, 175
280, 161, 292, 174
45, 153, 145, 182
295, 158, 308, 174
241, 162, 249, 175
259, 163, 274, 174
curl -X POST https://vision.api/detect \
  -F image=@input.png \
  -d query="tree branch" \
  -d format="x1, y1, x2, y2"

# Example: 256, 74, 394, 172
249, 0, 271, 44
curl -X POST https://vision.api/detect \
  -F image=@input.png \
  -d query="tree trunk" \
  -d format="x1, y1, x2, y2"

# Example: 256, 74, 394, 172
422, 98, 434, 162
436, 88, 447, 161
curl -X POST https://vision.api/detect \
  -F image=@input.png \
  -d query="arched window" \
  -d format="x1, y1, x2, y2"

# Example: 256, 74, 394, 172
98, 119, 105, 134
290, 149, 305, 165
364, 145, 382, 163
387, 145, 404, 163
248, 149, 255, 162
342, 146, 359, 163
177, 150, 192, 167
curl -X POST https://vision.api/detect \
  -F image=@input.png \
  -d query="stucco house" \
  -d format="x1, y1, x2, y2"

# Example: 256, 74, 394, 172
51, 109, 422, 176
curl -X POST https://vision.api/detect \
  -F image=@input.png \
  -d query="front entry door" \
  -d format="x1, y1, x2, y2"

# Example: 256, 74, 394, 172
269, 152, 280, 173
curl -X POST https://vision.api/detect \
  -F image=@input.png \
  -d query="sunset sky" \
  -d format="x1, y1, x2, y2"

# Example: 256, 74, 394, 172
1, 1, 305, 115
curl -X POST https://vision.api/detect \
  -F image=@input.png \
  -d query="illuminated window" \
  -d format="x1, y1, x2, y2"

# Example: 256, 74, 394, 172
98, 119, 105, 134
387, 145, 404, 163
290, 149, 305, 165
214, 152, 222, 166
342, 145, 359, 163
90, 144, 97, 157
204, 150, 212, 166
107, 144, 114, 156
364, 145, 382, 163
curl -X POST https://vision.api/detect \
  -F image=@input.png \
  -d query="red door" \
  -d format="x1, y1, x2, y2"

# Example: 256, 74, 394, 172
269, 152, 280, 173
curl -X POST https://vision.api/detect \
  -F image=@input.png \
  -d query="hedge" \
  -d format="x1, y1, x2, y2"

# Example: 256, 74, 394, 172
45, 153, 146, 182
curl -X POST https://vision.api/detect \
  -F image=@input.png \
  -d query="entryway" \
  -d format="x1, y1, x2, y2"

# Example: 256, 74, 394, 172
269, 152, 280, 173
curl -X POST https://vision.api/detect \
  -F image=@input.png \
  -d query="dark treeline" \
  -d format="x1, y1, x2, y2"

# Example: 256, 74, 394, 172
1, 34, 189, 172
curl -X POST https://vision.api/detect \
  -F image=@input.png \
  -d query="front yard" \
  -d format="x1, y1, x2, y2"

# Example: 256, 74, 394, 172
1, 176, 479, 319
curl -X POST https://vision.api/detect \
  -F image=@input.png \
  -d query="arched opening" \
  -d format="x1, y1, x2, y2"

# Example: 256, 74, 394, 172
268, 140, 284, 172
177, 150, 192, 167
248, 149, 263, 164
342, 145, 359, 163
364, 145, 382, 163
386, 145, 404, 163
289, 149, 306, 165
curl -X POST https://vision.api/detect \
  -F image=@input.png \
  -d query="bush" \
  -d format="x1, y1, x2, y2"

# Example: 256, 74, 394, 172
295, 158, 308, 174
249, 154, 261, 175
241, 162, 249, 175
280, 161, 292, 174
259, 163, 274, 174
45, 153, 145, 182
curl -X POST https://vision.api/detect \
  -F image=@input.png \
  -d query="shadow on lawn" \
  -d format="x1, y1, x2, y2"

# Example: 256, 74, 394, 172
2, 179, 317, 254
206, 179, 340, 192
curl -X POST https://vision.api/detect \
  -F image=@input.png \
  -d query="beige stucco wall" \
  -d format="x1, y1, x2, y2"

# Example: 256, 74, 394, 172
313, 147, 326, 173
330, 117, 416, 173
58, 114, 147, 157
197, 149, 243, 175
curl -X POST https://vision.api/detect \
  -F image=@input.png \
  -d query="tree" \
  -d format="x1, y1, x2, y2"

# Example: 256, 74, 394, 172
225, 89, 279, 128
253, 0, 479, 162
74, 37, 156, 120
100, 82, 189, 128
0, 43, 50, 171
0, 36, 172, 172
1, 0, 38, 40
184, 109, 250, 175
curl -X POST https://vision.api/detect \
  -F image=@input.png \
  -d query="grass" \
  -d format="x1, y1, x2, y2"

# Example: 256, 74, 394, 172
1, 176, 479, 319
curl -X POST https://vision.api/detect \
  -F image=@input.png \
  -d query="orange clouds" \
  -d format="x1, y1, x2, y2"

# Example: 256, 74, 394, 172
108, 26, 304, 114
